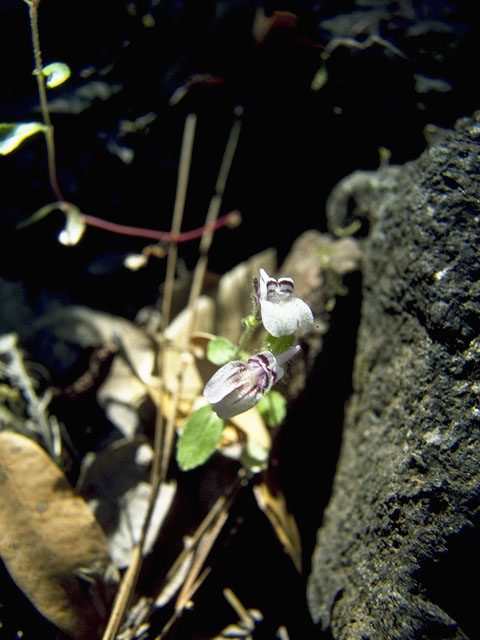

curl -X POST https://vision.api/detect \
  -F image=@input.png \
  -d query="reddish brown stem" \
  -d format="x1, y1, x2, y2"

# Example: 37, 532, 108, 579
81, 210, 241, 243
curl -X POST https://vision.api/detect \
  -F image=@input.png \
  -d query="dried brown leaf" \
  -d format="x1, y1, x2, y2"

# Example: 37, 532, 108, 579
0, 431, 114, 639
253, 483, 302, 572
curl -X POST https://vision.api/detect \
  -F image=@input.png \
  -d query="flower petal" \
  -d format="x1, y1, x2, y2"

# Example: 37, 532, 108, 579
259, 268, 273, 300
204, 360, 251, 403
211, 383, 265, 420
288, 297, 314, 335
204, 351, 284, 420
260, 299, 299, 337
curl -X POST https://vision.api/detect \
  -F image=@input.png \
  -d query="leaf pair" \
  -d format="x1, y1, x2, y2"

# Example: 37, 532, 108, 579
0, 62, 70, 155
16, 201, 86, 246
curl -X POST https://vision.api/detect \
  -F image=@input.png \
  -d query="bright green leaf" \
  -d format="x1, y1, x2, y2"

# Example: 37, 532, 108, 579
176, 405, 225, 471
241, 314, 259, 329
206, 336, 237, 366
16, 202, 61, 229
0, 122, 47, 155
41, 62, 71, 88
58, 205, 86, 246
265, 333, 295, 356
240, 438, 269, 473
257, 390, 287, 427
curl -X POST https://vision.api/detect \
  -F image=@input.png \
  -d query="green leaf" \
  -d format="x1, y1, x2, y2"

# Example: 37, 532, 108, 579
16, 202, 61, 229
0, 122, 47, 155
41, 62, 71, 88
241, 314, 260, 329
265, 333, 295, 356
58, 204, 86, 246
257, 390, 287, 427
176, 405, 225, 471
206, 336, 237, 366
240, 438, 269, 473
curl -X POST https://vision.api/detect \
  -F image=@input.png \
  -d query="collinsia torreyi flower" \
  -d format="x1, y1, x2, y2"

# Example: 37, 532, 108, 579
258, 268, 314, 338
204, 346, 301, 420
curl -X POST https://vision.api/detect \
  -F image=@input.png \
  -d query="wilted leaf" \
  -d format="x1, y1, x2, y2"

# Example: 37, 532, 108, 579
42, 61, 71, 88
97, 356, 149, 438
310, 63, 328, 92
256, 390, 287, 427
0, 122, 46, 155
230, 407, 271, 472
58, 204, 86, 245
35, 305, 158, 382
0, 431, 114, 639
176, 405, 225, 470
124, 252, 149, 271
206, 336, 237, 366
159, 298, 216, 415
78, 440, 176, 568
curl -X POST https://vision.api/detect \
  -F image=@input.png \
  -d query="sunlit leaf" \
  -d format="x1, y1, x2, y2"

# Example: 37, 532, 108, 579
42, 61, 71, 88
311, 64, 328, 92
265, 333, 295, 355
0, 122, 46, 155
124, 252, 149, 271
256, 390, 287, 427
176, 405, 225, 471
241, 314, 259, 328
16, 202, 61, 229
240, 436, 269, 473
58, 204, 86, 245
206, 336, 237, 366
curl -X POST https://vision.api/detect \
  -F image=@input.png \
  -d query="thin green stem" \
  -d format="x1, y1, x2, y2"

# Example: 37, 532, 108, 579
235, 318, 259, 357
27, 0, 65, 204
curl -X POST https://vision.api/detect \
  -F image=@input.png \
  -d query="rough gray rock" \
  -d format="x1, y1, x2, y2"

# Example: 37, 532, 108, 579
307, 113, 480, 639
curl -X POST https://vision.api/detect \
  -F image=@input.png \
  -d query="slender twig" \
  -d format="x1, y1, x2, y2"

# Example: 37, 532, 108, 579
223, 588, 254, 630
25, 0, 65, 204
174, 505, 230, 614
101, 115, 197, 640
156, 471, 247, 639
158, 117, 242, 490
155, 569, 211, 640
133, 116, 242, 639
160, 113, 197, 332
153, 112, 197, 487
185, 118, 242, 329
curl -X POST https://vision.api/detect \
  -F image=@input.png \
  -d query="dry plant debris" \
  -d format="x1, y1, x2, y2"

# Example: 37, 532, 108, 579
0, 430, 116, 639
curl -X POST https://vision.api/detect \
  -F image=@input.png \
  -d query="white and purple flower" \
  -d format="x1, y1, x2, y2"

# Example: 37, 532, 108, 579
258, 268, 314, 338
204, 346, 300, 420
